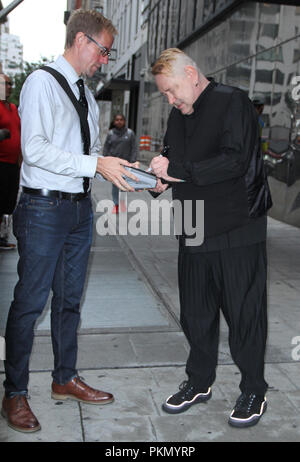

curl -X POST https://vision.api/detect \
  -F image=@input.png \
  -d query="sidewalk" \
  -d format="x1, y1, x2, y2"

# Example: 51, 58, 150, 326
0, 180, 299, 442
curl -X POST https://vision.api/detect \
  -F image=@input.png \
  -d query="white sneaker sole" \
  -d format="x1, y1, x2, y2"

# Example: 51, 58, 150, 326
162, 388, 212, 414
228, 399, 267, 428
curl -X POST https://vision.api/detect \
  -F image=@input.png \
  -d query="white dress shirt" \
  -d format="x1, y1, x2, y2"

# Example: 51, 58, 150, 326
19, 55, 101, 193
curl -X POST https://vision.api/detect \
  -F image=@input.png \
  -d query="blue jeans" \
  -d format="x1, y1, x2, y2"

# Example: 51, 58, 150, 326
3, 192, 93, 396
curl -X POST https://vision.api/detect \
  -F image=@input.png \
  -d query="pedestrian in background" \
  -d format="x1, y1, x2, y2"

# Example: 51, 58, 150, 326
1, 9, 138, 434
150, 48, 272, 429
103, 113, 138, 213
0, 74, 21, 250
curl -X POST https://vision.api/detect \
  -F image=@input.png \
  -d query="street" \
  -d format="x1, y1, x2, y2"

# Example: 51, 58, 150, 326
0, 178, 300, 442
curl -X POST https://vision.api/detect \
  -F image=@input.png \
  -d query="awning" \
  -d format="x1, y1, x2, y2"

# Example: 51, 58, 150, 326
95, 78, 139, 101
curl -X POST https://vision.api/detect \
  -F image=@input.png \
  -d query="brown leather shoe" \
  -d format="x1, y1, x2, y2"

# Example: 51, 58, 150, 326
1, 395, 41, 433
51, 376, 114, 405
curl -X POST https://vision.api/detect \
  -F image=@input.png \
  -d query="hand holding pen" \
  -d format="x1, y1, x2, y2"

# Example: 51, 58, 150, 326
147, 145, 169, 172
148, 145, 185, 183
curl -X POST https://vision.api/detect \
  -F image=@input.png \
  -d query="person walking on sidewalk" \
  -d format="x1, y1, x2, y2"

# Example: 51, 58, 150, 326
0, 74, 21, 250
103, 113, 138, 213
149, 48, 272, 428
1, 9, 138, 434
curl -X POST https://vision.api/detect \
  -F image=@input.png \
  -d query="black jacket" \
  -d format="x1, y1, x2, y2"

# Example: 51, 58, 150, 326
165, 79, 272, 239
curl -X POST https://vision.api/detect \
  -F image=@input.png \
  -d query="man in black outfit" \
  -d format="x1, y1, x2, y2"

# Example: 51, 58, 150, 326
149, 48, 272, 428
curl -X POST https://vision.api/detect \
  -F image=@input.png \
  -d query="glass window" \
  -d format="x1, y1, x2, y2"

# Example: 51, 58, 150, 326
194, 0, 204, 28
230, 43, 250, 57
128, 4, 132, 45
272, 93, 282, 106
275, 69, 284, 86
257, 45, 283, 63
293, 49, 300, 63
226, 64, 251, 83
261, 23, 279, 39
260, 4, 280, 16
256, 69, 274, 84
148, 5, 159, 64
203, 0, 215, 22
143, 0, 300, 142
136, 0, 140, 34
178, 0, 197, 40
158, 0, 169, 53
169, 0, 181, 46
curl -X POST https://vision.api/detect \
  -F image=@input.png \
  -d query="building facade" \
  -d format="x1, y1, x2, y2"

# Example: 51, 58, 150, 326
98, 0, 148, 144
0, 31, 23, 77
66, 0, 103, 13
143, 0, 300, 227
0, 15, 23, 77
65, 0, 149, 146
64, 0, 300, 226
144, 0, 300, 147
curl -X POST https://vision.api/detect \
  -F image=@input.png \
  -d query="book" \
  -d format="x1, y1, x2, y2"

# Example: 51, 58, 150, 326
123, 166, 157, 190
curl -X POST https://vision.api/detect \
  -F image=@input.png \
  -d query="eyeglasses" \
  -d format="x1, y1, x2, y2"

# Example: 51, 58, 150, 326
85, 34, 111, 57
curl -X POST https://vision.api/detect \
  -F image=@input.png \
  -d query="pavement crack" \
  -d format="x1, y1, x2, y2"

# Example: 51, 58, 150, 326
78, 402, 86, 442
148, 415, 158, 441
149, 387, 161, 417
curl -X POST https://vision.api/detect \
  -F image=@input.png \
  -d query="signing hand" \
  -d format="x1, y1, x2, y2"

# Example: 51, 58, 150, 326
149, 156, 183, 183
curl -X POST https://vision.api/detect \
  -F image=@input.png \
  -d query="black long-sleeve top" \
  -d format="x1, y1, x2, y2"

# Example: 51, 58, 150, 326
163, 79, 272, 251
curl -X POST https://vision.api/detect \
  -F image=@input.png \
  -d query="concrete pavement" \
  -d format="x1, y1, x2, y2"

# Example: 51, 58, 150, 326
0, 179, 299, 443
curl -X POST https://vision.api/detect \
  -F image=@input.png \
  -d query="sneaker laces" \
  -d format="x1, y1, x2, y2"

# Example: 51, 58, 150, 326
235, 393, 256, 415
178, 380, 196, 399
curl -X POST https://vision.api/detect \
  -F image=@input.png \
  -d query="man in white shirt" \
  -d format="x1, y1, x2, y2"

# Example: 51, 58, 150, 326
1, 9, 138, 433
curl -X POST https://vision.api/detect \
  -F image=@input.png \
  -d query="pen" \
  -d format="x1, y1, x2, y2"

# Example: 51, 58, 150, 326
147, 145, 169, 172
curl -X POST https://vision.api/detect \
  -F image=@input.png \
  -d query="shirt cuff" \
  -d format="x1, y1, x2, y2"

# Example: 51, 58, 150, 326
80, 154, 98, 178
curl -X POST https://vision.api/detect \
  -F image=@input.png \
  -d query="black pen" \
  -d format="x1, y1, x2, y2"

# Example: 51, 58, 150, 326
147, 145, 169, 172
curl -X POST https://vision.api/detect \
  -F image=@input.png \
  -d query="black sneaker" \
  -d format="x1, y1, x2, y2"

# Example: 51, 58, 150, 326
162, 380, 212, 414
228, 392, 267, 428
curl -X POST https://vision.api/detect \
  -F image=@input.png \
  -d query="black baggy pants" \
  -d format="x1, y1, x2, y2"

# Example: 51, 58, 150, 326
178, 241, 268, 395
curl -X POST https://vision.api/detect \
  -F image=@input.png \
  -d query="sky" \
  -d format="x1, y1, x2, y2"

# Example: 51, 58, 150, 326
2, 0, 67, 63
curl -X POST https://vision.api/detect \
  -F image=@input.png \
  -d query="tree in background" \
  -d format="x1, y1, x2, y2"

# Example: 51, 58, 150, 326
8, 55, 99, 107
9, 57, 52, 106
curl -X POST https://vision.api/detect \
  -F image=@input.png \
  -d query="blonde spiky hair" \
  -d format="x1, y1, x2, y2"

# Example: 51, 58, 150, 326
151, 48, 198, 76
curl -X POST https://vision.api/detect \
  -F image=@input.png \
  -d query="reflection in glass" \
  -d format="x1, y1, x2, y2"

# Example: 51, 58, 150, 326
144, 1, 300, 152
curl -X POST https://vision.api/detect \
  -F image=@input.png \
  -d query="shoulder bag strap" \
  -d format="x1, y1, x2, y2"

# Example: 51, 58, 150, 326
40, 65, 90, 148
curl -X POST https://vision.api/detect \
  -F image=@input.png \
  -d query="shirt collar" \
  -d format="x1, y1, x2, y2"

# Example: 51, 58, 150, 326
187, 77, 216, 117
54, 55, 80, 86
